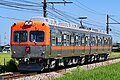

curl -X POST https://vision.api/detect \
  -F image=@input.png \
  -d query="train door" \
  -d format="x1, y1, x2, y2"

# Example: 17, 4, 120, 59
84, 33, 90, 55
103, 36, 105, 53
103, 37, 107, 53
70, 32, 75, 55
50, 29, 62, 58
81, 33, 85, 54
61, 31, 71, 57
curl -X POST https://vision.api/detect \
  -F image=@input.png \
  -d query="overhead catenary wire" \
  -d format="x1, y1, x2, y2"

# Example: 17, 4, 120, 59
0, 6, 42, 14
0, 2, 43, 12
0, 0, 107, 31
0, 0, 42, 7
47, 5, 106, 29
109, 17, 120, 24
75, 0, 106, 16
0, 15, 25, 20
11, 0, 41, 5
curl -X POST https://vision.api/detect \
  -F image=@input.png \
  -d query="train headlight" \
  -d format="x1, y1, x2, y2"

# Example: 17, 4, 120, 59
25, 21, 29, 25
25, 21, 32, 26
29, 21, 33, 25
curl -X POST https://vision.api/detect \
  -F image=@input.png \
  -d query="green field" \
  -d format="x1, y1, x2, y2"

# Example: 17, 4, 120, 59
54, 62, 120, 80
0, 53, 12, 65
110, 52, 120, 58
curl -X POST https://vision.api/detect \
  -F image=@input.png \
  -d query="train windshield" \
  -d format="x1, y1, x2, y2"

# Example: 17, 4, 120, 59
30, 31, 44, 42
14, 31, 28, 42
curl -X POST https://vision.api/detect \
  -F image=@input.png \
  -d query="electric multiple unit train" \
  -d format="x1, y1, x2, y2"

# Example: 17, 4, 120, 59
10, 17, 112, 71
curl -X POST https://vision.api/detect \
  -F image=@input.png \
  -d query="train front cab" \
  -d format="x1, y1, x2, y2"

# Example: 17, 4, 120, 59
10, 21, 50, 71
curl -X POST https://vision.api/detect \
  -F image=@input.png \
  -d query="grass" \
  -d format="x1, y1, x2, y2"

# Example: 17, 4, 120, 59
109, 52, 120, 58
0, 53, 12, 65
54, 62, 120, 80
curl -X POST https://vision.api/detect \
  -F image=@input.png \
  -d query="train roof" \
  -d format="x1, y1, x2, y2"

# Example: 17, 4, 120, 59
30, 17, 110, 36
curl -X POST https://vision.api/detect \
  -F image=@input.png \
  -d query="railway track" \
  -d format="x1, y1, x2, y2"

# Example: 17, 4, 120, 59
0, 72, 37, 80
1, 56, 120, 80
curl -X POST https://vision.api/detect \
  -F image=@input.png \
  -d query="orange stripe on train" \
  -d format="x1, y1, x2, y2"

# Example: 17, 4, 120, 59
52, 46, 112, 50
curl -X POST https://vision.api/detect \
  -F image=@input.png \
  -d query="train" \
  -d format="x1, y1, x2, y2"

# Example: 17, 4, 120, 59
10, 17, 112, 71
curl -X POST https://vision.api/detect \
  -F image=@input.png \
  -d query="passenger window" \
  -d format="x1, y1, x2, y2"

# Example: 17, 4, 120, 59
62, 32, 70, 46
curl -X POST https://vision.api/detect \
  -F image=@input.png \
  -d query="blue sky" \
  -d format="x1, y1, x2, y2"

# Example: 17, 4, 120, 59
0, 0, 120, 45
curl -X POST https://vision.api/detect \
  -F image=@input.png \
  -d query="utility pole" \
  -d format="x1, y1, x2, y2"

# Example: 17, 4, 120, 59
4, 32, 7, 45
42, 0, 72, 17
106, 14, 120, 34
106, 14, 109, 34
43, 0, 47, 17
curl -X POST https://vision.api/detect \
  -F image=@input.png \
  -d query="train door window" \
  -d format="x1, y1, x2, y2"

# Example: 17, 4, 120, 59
78, 34, 82, 46
30, 31, 44, 42
102, 37, 104, 46
108, 37, 112, 46
66, 33, 70, 46
106, 38, 109, 46
75, 33, 79, 46
14, 31, 28, 42
51, 30, 56, 46
62, 32, 70, 46
56, 30, 62, 46
98, 37, 102, 46
62, 34, 67, 46
81, 33, 85, 46
70, 33, 74, 46
104, 38, 108, 46
96, 36, 98, 46
85, 36, 89, 46
91, 37, 95, 46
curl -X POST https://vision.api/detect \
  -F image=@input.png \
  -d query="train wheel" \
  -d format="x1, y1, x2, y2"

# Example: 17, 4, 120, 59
77, 57, 82, 65
64, 58, 68, 66
55, 59, 59, 68
91, 55, 95, 62
39, 62, 47, 71
81, 57, 85, 64
85, 55, 90, 64
96, 55, 100, 61
104, 54, 108, 61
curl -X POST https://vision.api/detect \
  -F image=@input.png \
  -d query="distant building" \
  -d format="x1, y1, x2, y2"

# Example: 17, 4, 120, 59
0, 44, 11, 53
112, 43, 120, 52
0, 46, 4, 52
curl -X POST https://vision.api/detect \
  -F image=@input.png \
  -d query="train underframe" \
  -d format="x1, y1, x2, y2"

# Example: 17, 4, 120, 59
17, 53, 109, 72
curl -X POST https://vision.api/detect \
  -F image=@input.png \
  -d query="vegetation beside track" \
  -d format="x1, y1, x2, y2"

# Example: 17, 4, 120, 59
54, 62, 120, 80
0, 52, 120, 73
0, 53, 11, 65
109, 52, 120, 58
0, 53, 18, 73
